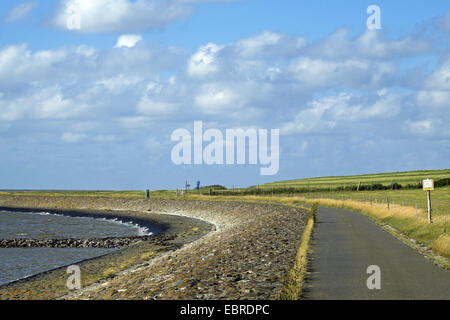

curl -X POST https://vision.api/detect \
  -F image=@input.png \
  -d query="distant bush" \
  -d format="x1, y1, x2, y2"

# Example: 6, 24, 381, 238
435, 178, 450, 188
203, 185, 227, 190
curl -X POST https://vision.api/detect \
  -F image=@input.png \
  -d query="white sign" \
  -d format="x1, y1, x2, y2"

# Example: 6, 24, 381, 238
423, 179, 434, 191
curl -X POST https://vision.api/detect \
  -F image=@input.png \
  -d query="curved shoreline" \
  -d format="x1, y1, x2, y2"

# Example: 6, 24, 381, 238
0, 202, 214, 298
0, 206, 210, 248
0, 195, 309, 300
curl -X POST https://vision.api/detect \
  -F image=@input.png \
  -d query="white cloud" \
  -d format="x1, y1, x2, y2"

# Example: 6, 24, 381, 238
95, 74, 143, 92
52, 0, 241, 33
423, 55, 450, 90
187, 43, 223, 77
289, 57, 394, 88
194, 84, 238, 113
407, 120, 435, 136
417, 90, 450, 108
61, 132, 86, 143
4, 2, 38, 22
114, 34, 143, 48
309, 28, 430, 59
137, 96, 176, 115
235, 31, 306, 58
281, 91, 403, 135
52, 0, 191, 33
0, 86, 84, 121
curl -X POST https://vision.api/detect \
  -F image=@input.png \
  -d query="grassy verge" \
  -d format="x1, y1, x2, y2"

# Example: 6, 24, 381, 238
280, 204, 317, 300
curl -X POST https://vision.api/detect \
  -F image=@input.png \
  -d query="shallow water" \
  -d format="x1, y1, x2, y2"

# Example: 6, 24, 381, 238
0, 210, 150, 286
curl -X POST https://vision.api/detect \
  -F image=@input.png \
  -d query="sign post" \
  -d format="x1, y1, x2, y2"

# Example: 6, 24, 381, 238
423, 179, 434, 224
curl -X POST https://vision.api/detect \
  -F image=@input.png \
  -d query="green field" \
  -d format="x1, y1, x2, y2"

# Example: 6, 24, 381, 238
289, 186, 450, 218
256, 169, 450, 191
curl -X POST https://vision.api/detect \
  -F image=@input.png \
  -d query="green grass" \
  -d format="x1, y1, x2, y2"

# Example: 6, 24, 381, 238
296, 185, 450, 219
256, 169, 450, 190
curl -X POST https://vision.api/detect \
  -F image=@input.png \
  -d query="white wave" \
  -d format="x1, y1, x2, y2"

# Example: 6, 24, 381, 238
21, 211, 153, 236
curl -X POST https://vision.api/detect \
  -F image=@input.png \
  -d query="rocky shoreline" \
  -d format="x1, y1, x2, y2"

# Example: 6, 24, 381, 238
0, 195, 309, 300
0, 235, 176, 248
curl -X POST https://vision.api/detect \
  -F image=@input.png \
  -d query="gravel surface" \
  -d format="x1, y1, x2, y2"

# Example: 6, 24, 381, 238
0, 196, 309, 300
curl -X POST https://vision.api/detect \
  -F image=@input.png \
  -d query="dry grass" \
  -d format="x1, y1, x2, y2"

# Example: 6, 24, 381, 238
432, 235, 450, 258
280, 205, 316, 300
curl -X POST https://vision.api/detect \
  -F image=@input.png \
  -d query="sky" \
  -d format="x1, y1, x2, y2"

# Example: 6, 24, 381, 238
0, 0, 449, 190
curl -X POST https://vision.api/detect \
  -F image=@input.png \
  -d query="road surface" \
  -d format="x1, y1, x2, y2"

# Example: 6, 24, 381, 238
303, 206, 450, 300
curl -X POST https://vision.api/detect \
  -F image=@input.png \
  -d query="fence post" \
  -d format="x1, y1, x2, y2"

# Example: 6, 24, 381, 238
386, 196, 390, 210
444, 217, 447, 234
427, 190, 432, 223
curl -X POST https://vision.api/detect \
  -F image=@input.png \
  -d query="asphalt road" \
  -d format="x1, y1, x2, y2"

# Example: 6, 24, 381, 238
303, 207, 450, 300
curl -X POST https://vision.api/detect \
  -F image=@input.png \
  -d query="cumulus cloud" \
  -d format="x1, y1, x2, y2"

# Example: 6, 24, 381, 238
4, 2, 38, 22
0, 24, 445, 153
423, 54, 450, 90
194, 84, 239, 113
289, 57, 395, 88
61, 132, 86, 143
52, 0, 236, 33
416, 90, 450, 108
187, 43, 223, 77
0, 86, 85, 121
114, 34, 143, 48
235, 31, 306, 58
52, 0, 189, 32
308, 28, 431, 59
281, 90, 403, 135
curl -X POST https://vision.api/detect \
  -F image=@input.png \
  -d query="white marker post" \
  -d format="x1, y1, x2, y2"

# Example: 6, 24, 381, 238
423, 179, 434, 224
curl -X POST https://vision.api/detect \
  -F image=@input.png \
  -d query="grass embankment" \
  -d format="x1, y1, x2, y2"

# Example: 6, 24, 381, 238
259, 169, 450, 190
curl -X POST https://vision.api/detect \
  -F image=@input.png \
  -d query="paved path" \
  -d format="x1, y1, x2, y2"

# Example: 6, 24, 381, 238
303, 207, 450, 300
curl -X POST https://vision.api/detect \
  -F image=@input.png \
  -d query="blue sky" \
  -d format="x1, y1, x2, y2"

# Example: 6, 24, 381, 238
0, 0, 449, 190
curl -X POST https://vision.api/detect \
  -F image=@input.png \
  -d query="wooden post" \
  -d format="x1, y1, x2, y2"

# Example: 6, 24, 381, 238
444, 217, 447, 234
386, 196, 390, 210
427, 190, 432, 223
